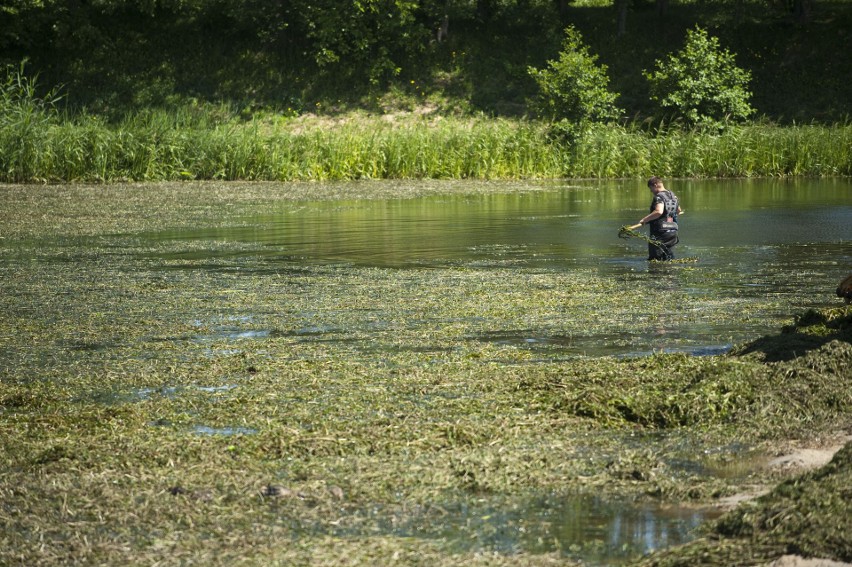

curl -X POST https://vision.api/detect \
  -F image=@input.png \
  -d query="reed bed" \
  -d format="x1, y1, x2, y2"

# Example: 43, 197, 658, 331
1, 103, 850, 182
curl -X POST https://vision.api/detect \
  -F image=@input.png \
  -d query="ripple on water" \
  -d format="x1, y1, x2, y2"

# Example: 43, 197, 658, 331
191, 425, 258, 436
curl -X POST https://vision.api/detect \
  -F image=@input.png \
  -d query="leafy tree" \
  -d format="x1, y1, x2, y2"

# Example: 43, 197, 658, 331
643, 26, 754, 128
290, 0, 428, 89
527, 25, 622, 131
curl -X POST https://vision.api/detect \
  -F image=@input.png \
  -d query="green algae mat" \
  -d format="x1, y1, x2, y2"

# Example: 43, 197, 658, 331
1, 182, 850, 566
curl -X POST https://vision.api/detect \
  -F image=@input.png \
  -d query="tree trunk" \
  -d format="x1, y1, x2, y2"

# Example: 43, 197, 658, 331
436, 14, 449, 42
616, 0, 629, 37
792, 0, 812, 23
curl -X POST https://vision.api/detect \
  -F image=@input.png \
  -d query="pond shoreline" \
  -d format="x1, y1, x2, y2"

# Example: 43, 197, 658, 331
715, 432, 852, 512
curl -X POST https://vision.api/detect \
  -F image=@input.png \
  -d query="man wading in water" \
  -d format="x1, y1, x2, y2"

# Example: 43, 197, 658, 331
626, 176, 684, 261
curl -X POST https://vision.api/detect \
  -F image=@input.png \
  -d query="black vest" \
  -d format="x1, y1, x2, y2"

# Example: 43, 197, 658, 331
650, 191, 679, 234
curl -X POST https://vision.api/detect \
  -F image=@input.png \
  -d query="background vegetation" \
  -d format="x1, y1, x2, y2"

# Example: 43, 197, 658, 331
1, 0, 850, 123
2, 0, 850, 182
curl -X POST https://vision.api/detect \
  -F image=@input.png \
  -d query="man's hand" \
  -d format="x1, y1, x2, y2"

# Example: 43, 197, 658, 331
618, 225, 640, 239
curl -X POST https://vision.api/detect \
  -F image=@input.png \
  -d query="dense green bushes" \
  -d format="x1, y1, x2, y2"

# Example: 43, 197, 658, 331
528, 26, 623, 135
644, 26, 755, 128
531, 24, 755, 134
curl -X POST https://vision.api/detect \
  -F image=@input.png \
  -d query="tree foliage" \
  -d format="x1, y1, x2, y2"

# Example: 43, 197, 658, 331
527, 26, 622, 128
643, 26, 755, 128
0, 0, 443, 111
287, 0, 427, 85
0, 1, 848, 122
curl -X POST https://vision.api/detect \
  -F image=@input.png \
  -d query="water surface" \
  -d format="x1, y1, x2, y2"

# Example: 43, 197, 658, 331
133, 178, 851, 357
143, 178, 849, 267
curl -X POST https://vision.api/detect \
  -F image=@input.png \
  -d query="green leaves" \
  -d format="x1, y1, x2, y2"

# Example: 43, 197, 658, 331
528, 26, 623, 134
297, 0, 427, 87
644, 26, 755, 129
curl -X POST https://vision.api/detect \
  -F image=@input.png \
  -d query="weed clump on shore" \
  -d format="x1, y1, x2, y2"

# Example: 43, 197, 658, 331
518, 308, 852, 437
638, 442, 852, 566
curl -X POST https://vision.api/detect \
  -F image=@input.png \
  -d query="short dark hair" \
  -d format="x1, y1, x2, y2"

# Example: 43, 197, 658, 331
647, 176, 663, 188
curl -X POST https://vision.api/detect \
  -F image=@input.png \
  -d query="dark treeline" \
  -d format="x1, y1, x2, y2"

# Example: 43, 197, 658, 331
1, 0, 850, 122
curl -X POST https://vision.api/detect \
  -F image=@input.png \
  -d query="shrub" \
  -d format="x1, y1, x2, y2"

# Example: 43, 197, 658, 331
527, 26, 622, 140
644, 26, 754, 129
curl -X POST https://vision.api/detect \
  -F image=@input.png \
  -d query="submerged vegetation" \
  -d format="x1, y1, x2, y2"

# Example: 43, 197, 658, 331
1, 183, 849, 565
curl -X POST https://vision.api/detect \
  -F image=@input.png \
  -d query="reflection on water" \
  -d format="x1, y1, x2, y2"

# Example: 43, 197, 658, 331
191, 425, 258, 436
433, 493, 719, 564
321, 491, 722, 565
146, 178, 851, 270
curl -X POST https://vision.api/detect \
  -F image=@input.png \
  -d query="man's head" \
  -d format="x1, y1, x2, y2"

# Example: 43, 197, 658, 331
647, 176, 664, 192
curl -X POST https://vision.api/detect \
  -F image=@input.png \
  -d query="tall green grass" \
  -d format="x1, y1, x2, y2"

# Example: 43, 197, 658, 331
1, 73, 850, 182
566, 122, 852, 178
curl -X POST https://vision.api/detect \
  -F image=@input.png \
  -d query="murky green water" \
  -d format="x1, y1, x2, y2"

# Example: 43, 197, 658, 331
121, 178, 851, 357
141, 178, 850, 270
338, 490, 721, 562
1, 178, 849, 564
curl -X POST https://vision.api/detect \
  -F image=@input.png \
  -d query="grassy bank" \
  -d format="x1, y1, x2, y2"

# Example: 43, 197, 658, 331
2, 107, 851, 183
1, 183, 850, 566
